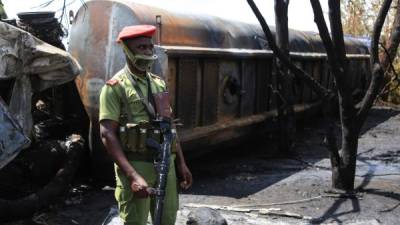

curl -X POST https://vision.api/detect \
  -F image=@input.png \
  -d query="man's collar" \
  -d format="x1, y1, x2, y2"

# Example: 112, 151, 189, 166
124, 65, 148, 83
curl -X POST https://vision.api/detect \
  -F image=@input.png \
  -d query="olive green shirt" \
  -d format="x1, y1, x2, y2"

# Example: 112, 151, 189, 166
99, 65, 167, 124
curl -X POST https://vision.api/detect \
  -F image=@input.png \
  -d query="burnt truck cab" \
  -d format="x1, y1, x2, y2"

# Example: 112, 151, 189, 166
68, 1, 370, 180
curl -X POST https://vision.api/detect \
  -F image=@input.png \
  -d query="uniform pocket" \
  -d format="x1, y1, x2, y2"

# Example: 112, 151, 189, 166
136, 127, 147, 152
129, 98, 143, 107
127, 91, 142, 106
119, 127, 129, 149
127, 91, 146, 114
126, 128, 139, 152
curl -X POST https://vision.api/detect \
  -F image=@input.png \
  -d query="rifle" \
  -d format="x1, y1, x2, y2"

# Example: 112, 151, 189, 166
146, 117, 173, 225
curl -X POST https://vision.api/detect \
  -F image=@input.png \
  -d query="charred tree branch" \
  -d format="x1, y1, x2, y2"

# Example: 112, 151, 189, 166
381, 0, 400, 72
247, 0, 332, 99
328, 0, 353, 107
357, 0, 394, 127
275, 0, 289, 53
378, 42, 400, 97
380, 0, 400, 100
251, 0, 342, 172
0, 135, 85, 223
309, 0, 339, 75
310, 0, 354, 111
326, 121, 341, 168
274, 0, 296, 152
328, 0, 347, 66
371, 0, 393, 64
309, 0, 334, 57
380, 42, 399, 79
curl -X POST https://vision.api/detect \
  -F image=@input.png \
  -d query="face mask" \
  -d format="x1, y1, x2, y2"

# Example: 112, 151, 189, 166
121, 42, 158, 72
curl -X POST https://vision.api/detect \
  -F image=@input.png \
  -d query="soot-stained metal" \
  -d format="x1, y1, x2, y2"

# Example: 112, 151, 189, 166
68, 0, 371, 177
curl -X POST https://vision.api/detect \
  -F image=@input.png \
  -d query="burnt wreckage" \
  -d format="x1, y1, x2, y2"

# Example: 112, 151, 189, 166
0, 1, 371, 222
0, 12, 86, 221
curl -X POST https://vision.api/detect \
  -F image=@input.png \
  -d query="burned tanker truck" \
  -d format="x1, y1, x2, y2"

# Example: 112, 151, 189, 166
68, 1, 370, 179
1, 0, 370, 191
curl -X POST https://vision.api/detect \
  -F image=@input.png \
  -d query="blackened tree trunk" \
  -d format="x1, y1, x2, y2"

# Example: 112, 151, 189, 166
332, 121, 359, 189
308, 0, 394, 190
274, 0, 296, 153
248, 0, 400, 191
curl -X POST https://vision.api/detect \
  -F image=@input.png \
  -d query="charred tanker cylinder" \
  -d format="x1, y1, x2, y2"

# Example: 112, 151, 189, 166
68, 0, 370, 181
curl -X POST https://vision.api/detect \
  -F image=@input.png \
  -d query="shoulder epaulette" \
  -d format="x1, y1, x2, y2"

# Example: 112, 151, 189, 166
106, 79, 119, 86
149, 73, 163, 80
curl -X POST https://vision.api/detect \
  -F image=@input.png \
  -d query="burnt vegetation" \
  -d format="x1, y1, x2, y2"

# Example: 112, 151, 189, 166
247, 0, 400, 190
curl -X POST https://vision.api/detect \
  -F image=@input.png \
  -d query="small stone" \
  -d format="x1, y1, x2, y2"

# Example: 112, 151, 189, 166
186, 207, 228, 225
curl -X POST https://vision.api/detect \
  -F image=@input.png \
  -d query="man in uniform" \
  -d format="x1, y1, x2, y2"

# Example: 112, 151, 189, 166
99, 25, 192, 225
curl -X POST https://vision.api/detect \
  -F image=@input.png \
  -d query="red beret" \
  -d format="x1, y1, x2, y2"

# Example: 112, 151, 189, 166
116, 25, 156, 43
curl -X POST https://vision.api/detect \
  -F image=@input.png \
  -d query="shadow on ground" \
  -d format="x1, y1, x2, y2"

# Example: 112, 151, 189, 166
183, 107, 400, 200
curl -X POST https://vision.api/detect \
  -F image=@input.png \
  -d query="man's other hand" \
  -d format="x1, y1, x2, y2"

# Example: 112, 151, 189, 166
178, 162, 193, 190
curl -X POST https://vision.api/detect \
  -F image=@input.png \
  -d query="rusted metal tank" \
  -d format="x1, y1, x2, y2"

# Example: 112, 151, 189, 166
68, 0, 370, 180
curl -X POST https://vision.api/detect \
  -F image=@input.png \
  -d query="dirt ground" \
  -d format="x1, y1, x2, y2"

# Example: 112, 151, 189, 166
6, 106, 400, 225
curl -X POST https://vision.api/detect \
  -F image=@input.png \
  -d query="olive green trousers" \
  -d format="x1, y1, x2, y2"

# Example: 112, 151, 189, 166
114, 154, 178, 225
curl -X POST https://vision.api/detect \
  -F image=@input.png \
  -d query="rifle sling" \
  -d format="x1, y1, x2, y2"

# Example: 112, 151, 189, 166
125, 68, 157, 119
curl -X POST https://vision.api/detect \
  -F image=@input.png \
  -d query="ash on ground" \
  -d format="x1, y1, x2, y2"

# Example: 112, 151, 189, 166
10, 107, 400, 225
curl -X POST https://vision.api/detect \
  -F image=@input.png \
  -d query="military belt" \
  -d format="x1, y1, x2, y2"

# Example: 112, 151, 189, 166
124, 151, 176, 163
